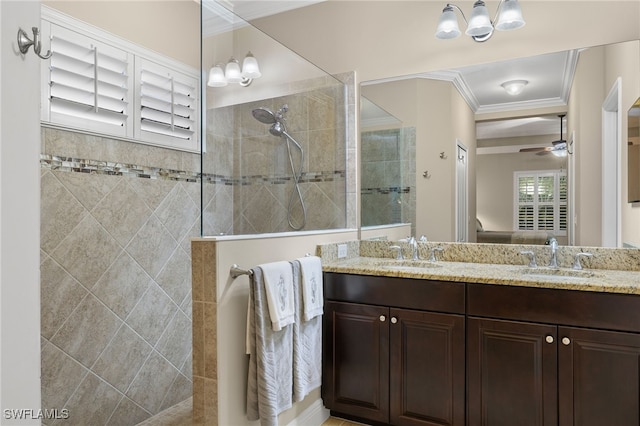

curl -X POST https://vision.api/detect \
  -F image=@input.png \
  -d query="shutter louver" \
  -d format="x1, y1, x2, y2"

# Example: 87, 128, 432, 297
138, 65, 196, 142
46, 25, 130, 135
515, 171, 567, 234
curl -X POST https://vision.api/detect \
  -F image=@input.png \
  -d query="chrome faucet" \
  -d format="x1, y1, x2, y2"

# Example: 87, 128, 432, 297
408, 236, 419, 260
548, 238, 559, 268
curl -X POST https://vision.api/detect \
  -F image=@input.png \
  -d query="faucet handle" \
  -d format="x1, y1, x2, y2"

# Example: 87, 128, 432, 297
573, 252, 593, 270
419, 235, 428, 242
390, 245, 404, 260
520, 250, 537, 268
429, 246, 444, 262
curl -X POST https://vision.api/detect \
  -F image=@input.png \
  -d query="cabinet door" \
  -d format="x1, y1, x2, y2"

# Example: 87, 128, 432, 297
467, 317, 558, 426
322, 301, 390, 423
558, 327, 640, 426
390, 308, 465, 426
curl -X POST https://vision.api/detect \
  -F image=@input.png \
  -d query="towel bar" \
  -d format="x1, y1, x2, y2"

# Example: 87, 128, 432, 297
229, 254, 314, 279
230, 264, 253, 279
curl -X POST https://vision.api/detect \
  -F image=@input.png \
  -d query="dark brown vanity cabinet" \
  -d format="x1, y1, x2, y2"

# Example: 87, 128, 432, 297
468, 283, 640, 426
322, 273, 466, 426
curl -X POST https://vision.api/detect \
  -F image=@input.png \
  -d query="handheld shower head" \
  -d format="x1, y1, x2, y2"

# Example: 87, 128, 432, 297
269, 121, 285, 137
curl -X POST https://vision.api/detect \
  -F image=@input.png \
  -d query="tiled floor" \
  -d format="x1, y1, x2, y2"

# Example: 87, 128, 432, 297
137, 398, 367, 426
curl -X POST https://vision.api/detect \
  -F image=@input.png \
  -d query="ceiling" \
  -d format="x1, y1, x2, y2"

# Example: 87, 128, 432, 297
205, 1, 635, 142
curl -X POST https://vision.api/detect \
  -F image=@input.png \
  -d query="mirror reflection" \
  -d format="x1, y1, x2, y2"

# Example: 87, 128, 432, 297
361, 40, 640, 248
629, 98, 640, 203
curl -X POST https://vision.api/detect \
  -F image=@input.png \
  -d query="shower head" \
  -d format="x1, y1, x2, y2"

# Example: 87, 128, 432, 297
269, 121, 285, 137
252, 107, 277, 124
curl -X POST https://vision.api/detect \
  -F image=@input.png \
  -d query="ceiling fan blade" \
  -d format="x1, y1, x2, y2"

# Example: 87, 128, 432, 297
520, 146, 551, 153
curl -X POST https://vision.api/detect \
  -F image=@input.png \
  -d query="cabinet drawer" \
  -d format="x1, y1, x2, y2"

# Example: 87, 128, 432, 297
468, 283, 640, 333
324, 272, 465, 314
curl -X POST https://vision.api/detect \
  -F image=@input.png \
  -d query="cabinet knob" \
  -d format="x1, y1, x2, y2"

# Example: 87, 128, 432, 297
379, 315, 386, 322
391, 317, 398, 324
545, 335, 554, 344
562, 337, 571, 346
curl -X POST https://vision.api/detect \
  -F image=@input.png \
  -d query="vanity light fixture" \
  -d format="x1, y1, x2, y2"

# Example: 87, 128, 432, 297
207, 51, 262, 88
435, 0, 525, 42
501, 79, 528, 95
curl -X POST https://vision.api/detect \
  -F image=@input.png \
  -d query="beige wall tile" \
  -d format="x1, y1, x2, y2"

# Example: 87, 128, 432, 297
40, 257, 88, 340
92, 324, 153, 393
50, 294, 122, 368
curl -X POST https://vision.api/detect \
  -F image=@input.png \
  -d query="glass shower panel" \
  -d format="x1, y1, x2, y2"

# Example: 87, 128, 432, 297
201, 0, 349, 236
360, 96, 416, 235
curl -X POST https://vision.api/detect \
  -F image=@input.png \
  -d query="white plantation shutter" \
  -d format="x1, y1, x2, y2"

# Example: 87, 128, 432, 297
514, 171, 567, 235
41, 8, 200, 152
135, 57, 198, 151
44, 23, 132, 137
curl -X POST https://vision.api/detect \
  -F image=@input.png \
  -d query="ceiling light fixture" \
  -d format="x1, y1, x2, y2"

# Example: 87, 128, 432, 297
207, 51, 262, 88
501, 79, 528, 95
435, 0, 525, 42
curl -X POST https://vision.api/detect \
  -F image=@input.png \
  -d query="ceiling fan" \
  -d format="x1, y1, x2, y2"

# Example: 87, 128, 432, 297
519, 114, 567, 156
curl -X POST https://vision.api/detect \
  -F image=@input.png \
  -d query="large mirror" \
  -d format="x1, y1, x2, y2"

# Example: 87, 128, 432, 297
361, 40, 640, 248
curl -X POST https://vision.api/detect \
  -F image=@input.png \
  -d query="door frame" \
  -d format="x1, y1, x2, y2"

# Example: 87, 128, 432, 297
602, 78, 622, 247
455, 140, 468, 242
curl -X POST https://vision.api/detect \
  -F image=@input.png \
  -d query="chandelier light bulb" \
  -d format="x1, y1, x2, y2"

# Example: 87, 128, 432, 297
435, 5, 461, 39
224, 58, 242, 83
241, 52, 262, 79
207, 64, 227, 87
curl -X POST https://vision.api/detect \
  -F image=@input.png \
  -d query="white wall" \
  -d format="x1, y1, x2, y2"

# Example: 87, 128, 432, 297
207, 229, 358, 426
1, 1, 42, 423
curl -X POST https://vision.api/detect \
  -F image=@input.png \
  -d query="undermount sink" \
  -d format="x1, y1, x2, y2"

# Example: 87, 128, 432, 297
379, 259, 442, 271
519, 267, 598, 283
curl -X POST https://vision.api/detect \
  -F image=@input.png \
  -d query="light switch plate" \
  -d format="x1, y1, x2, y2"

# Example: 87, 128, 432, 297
337, 243, 348, 259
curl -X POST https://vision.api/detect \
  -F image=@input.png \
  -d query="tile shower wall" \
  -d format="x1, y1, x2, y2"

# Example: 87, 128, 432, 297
40, 127, 198, 425
203, 76, 349, 235
361, 127, 416, 234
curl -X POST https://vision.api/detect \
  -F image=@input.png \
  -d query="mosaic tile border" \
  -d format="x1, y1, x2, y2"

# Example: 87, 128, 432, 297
41, 154, 346, 186
361, 186, 411, 195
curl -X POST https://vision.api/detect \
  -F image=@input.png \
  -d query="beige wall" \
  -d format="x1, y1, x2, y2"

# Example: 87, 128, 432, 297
251, 1, 640, 84
43, 0, 199, 68
477, 150, 567, 231
568, 41, 640, 247
611, 40, 640, 246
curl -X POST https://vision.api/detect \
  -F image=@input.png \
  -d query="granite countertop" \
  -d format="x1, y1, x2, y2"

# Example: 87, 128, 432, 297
322, 256, 640, 295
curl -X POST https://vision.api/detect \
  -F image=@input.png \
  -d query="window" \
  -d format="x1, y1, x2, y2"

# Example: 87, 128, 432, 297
135, 57, 198, 151
514, 170, 567, 235
41, 6, 199, 152
42, 23, 133, 138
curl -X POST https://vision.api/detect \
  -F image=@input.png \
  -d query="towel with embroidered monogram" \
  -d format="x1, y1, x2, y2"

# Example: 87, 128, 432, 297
295, 256, 323, 321
259, 261, 295, 331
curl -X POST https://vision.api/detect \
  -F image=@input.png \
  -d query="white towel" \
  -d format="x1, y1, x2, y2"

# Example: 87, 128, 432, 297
291, 260, 323, 402
247, 267, 293, 425
296, 256, 324, 321
260, 261, 295, 331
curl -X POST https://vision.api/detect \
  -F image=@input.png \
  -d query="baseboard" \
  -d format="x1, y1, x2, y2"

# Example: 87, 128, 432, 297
285, 398, 330, 426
